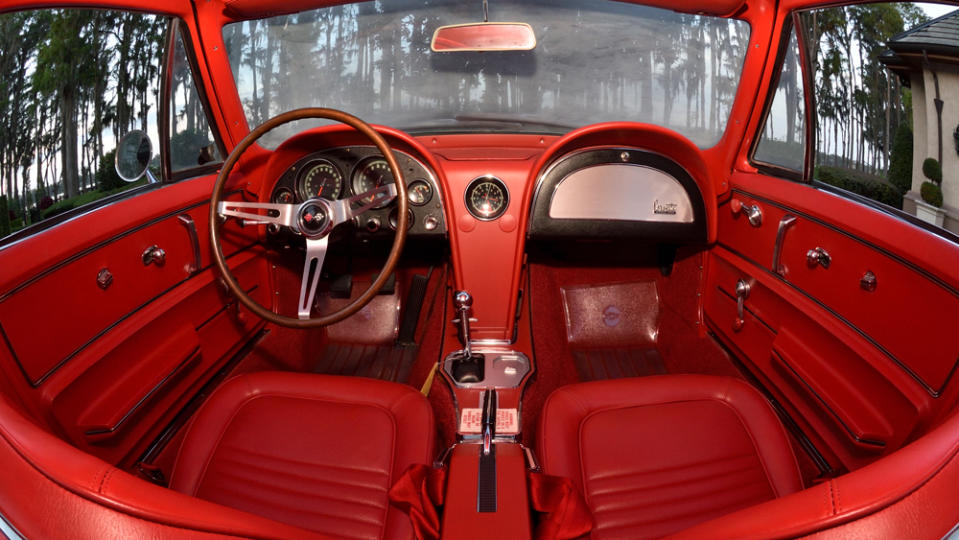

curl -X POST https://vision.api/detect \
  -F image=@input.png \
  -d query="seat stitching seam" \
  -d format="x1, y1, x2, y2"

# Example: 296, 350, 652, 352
191, 390, 403, 500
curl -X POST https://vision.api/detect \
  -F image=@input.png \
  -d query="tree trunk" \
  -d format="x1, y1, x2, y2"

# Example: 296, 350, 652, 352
60, 89, 79, 199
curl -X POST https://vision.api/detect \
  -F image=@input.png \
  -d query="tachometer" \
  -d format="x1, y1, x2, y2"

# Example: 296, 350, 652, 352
352, 157, 395, 209
297, 159, 343, 200
465, 176, 509, 220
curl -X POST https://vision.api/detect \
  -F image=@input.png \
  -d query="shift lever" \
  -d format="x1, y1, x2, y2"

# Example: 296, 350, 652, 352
451, 290, 484, 383
453, 290, 474, 357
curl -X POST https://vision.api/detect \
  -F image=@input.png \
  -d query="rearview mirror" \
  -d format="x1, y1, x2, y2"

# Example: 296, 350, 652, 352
431, 22, 536, 52
115, 130, 157, 183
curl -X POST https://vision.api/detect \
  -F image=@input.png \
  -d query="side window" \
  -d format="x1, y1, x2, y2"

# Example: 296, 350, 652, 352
169, 29, 221, 173
754, 26, 806, 172
0, 9, 167, 240
802, 4, 956, 235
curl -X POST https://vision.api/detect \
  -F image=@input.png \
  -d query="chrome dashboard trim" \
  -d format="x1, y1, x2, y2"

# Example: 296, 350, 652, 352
547, 163, 694, 223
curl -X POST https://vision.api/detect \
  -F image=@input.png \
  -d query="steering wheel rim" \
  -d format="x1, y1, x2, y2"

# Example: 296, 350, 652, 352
209, 107, 408, 328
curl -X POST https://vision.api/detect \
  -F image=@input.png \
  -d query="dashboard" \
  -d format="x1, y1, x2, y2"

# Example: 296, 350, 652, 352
262, 124, 714, 340
268, 145, 447, 238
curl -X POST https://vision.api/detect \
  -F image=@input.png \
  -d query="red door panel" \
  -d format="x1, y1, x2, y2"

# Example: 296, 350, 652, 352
0, 176, 266, 465
718, 186, 959, 394
707, 172, 958, 471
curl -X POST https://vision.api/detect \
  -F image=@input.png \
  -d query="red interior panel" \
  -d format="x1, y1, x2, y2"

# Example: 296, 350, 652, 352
706, 249, 926, 469
718, 187, 959, 395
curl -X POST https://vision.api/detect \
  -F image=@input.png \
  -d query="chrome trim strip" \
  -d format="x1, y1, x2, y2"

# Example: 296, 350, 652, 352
84, 347, 200, 437
0, 510, 25, 540
705, 328, 834, 475
943, 520, 959, 540
715, 242, 956, 397
729, 188, 959, 299
772, 350, 886, 447
21, 242, 257, 388
0, 190, 243, 302
137, 329, 268, 466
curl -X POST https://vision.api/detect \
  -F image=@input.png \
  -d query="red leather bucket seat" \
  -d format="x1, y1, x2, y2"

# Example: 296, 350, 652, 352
170, 372, 435, 539
537, 375, 802, 539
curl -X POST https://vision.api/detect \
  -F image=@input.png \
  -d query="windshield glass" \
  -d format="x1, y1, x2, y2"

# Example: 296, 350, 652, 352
224, 0, 750, 148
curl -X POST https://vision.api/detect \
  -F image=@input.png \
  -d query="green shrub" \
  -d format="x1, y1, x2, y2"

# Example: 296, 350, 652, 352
888, 125, 913, 193
42, 200, 77, 220
95, 149, 126, 192
922, 157, 942, 184
816, 166, 904, 209
921, 181, 944, 207
0, 196, 10, 237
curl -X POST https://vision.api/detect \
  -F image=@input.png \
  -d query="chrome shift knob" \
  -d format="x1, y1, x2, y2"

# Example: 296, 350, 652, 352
454, 290, 473, 309
453, 291, 474, 356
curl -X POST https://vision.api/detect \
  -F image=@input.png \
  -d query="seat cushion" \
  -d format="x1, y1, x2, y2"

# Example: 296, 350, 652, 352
537, 375, 802, 539
171, 372, 435, 540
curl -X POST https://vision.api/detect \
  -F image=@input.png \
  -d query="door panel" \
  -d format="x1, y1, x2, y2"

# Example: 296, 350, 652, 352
707, 172, 958, 471
0, 176, 266, 465
718, 185, 959, 394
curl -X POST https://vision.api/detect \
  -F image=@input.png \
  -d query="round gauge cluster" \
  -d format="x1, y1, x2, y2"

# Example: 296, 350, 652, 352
464, 176, 509, 220
407, 179, 433, 206
352, 158, 395, 208
297, 159, 343, 201
269, 148, 445, 236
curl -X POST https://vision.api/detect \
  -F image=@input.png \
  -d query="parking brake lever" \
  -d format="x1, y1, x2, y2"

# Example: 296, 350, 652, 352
482, 389, 496, 456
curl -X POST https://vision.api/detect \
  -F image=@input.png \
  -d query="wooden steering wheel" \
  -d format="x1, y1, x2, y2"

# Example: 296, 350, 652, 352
209, 108, 408, 328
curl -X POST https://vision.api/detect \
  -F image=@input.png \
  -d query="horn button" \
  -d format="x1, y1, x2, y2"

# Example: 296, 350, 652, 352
297, 200, 334, 238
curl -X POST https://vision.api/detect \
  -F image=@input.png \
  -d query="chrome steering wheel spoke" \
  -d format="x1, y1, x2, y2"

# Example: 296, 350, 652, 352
328, 184, 398, 226
298, 236, 328, 320
218, 201, 297, 228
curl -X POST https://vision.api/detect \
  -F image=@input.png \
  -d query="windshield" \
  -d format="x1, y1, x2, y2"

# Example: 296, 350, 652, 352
224, 0, 750, 148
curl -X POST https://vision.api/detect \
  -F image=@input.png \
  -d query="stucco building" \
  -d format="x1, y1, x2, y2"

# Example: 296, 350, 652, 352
882, 10, 959, 233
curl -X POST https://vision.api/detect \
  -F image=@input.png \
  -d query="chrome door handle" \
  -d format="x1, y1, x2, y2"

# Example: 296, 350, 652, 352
142, 245, 166, 266
806, 247, 830, 269
731, 198, 762, 227
178, 214, 201, 275
733, 279, 751, 332
772, 215, 797, 275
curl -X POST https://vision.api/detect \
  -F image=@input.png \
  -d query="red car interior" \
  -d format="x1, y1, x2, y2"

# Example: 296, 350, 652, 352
538, 375, 804, 538
1, 0, 959, 538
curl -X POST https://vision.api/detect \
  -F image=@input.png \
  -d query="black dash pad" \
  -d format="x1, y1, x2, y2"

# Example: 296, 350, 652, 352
477, 445, 497, 513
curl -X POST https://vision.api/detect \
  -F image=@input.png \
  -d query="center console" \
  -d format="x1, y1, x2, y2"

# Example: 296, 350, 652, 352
437, 290, 538, 537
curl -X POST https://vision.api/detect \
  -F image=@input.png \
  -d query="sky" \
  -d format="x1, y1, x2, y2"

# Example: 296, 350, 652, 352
919, 2, 959, 18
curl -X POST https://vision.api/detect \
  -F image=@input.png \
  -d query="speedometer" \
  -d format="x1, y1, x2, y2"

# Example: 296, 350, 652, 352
297, 159, 343, 200
352, 157, 395, 209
